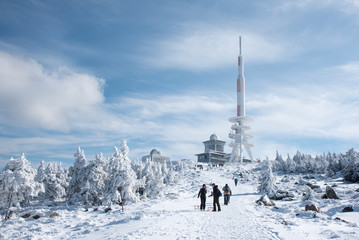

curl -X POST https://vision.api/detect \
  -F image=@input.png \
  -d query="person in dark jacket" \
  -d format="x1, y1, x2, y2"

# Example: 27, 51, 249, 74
209, 183, 221, 212
197, 184, 207, 210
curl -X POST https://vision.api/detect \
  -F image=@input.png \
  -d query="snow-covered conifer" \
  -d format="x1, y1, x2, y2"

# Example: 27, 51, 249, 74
104, 144, 138, 206
257, 160, 277, 196
67, 147, 89, 203
35, 160, 47, 183
0, 154, 43, 218
42, 162, 68, 200
342, 149, 359, 182
286, 154, 296, 173
164, 162, 177, 184
274, 151, 286, 172
141, 159, 165, 199
84, 153, 108, 205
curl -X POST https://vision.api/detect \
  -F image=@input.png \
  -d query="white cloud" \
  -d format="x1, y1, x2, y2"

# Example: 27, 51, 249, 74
0, 51, 105, 131
247, 62, 359, 158
278, 0, 359, 24
250, 90, 359, 140
1, 50, 358, 166
337, 61, 359, 77
143, 26, 289, 71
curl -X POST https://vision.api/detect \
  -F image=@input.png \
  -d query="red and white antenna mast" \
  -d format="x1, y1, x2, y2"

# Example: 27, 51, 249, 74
228, 36, 253, 163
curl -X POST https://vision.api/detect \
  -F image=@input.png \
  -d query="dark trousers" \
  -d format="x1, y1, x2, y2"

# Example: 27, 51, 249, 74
200, 197, 206, 210
224, 195, 230, 205
213, 197, 221, 211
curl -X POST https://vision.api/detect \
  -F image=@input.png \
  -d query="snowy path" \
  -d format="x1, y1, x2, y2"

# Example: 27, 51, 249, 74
82, 169, 283, 240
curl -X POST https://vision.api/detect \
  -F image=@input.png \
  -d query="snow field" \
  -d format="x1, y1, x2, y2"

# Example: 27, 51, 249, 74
83, 166, 282, 240
1, 163, 359, 240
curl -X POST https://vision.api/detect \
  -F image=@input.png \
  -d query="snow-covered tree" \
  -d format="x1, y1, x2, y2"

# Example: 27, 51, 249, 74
273, 151, 286, 171
132, 160, 146, 197
35, 160, 47, 183
84, 153, 108, 205
164, 162, 177, 184
327, 152, 340, 175
0, 154, 43, 218
258, 160, 277, 196
43, 162, 68, 200
67, 147, 89, 203
103, 142, 139, 206
141, 159, 165, 199
342, 149, 359, 182
286, 154, 296, 173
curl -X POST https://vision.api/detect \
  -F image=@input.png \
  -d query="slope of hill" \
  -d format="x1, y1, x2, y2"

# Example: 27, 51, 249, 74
1, 163, 359, 239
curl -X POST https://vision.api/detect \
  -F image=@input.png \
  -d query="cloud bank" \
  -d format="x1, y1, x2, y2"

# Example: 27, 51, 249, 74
143, 26, 289, 71
0, 51, 105, 132
1, 50, 358, 166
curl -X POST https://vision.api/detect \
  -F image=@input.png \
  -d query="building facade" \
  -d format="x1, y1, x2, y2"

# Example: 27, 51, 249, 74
142, 149, 170, 163
196, 134, 230, 164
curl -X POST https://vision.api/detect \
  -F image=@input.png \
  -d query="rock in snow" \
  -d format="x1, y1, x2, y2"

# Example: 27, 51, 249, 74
305, 204, 321, 213
342, 206, 354, 212
256, 194, 276, 206
326, 186, 340, 199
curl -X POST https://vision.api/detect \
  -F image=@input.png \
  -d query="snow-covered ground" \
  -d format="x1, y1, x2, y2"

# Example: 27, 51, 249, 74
1, 164, 359, 239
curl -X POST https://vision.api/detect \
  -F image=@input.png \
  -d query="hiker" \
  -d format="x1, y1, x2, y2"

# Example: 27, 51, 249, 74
197, 184, 207, 210
209, 183, 221, 212
234, 178, 238, 186
222, 184, 232, 205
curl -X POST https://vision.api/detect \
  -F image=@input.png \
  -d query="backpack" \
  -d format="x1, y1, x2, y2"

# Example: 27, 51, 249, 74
224, 186, 229, 193
218, 189, 222, 197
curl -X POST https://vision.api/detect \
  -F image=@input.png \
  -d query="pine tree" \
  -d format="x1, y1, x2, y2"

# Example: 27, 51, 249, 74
274, 151, 286, 172
85, 153, 108, 205
35, 160, 47, 183
103, 143, 138, 206
67, 147, 88, 203
0, 154, 43, 219
343, 149, 359, 182
286, 154, 296, 173
258, 160, 277, 196
141, 159, 165, 199
44, 162, 67, 200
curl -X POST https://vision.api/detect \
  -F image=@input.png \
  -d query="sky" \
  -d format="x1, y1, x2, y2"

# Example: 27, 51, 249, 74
1, 0, 359, 168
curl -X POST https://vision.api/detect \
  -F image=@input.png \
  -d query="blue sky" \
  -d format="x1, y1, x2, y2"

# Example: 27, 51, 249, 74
1, 0, 359, 168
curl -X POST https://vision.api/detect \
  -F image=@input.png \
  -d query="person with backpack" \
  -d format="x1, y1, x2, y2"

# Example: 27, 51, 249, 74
197, 184, 207, 210
209, 183, 221, 211
222, 184, 232, 205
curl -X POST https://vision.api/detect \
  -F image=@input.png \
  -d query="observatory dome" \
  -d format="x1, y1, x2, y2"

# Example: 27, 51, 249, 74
210, 134, 218, 141
150, 148, 162, 156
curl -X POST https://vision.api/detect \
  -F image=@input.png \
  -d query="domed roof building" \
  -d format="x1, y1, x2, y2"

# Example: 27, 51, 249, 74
142, 148, 170, 162
210, 134, 218, 141
196, 134, 230, 164
150, 148, 162, 156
